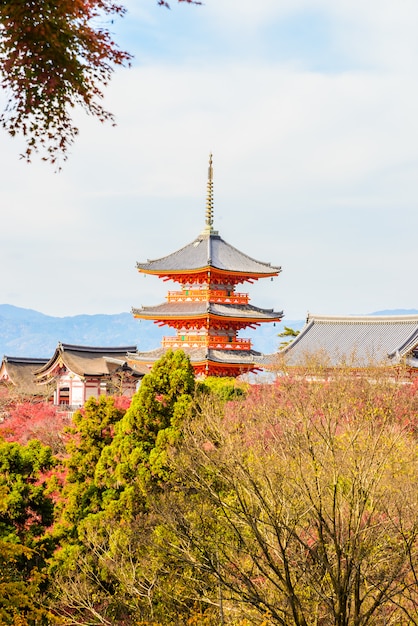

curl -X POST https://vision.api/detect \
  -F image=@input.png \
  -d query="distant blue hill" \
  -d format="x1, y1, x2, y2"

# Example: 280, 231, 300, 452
369, 309, 418, 316
0, 305, 164, 359
0, 304, 299, 358
0, 305, 416, 360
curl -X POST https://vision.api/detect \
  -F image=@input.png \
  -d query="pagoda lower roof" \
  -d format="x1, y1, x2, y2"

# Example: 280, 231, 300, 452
127, 347, 264, 368
132, 301, 283, 323
136, 232, 280, 280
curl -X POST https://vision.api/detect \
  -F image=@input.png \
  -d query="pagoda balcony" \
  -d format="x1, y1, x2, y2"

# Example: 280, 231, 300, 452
167, 289, 249, 305
162, 335, 252, 351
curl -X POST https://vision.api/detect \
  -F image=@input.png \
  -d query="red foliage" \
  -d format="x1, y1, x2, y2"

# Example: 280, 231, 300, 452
0, 400, 70, 454
224, 372, 418, 447
112, 395, 132, 411
41, 466, 68, 504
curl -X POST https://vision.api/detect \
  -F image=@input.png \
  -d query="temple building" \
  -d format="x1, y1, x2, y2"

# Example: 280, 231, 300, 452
130, 155, 283, 377
34, 343, 148, 406
278, 313, 418, 372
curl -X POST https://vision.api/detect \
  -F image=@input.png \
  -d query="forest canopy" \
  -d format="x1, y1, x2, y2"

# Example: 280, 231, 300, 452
0, 353, 417, 624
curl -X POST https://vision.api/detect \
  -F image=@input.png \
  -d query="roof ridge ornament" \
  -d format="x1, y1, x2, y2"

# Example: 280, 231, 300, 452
202, 153, 218, 235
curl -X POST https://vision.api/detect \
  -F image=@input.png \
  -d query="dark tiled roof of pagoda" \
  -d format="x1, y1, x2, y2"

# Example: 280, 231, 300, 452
35, 343, 138, 378
0, 356, 49, 395
128, 347, 263, 366
136, 232, 281, 278
207, 348, 263, 364
279, 314, 418, 367
132, 301, 283, 322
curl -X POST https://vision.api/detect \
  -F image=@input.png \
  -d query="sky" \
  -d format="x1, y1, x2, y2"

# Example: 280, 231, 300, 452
1, 0, 418, 321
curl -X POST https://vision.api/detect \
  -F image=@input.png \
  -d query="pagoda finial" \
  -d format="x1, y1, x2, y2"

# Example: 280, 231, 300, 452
206, 153, 214, 229
202, 153, 217, 235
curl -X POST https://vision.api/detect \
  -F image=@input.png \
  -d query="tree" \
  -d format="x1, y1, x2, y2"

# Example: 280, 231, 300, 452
196, 376, 248, 402
54, 395, 126, 534
50, 351, 197, 624
162, 367, 418, 625
0, 438, 57, 624
0, 0, 199, 165
0, 438, 55, 545
0, 540, 57, 625
95, 349, 195, 495
278, 325, 300, 348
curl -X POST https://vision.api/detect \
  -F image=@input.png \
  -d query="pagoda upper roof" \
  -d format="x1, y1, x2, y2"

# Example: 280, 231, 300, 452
276, 314, 418, 367
132, 301, 283, 323
136, 231, 280, 280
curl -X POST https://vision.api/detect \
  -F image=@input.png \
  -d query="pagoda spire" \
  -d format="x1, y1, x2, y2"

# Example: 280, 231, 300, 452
202, 153, 218, 235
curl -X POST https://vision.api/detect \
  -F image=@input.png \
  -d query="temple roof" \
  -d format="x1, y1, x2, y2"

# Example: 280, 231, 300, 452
136, 232, 280, 281
35, 343, 144, 379
277, 314, 418, 367
128, 346, 263, 368
132, 301, 283, 323
0, 356, 49, 395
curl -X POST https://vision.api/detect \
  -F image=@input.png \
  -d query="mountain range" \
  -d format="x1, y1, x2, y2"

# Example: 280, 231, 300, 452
0, 304, 417, 361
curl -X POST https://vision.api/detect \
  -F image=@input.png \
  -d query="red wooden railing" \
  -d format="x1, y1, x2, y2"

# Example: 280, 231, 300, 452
162, 335, 252, 351
167, 289, 249, 305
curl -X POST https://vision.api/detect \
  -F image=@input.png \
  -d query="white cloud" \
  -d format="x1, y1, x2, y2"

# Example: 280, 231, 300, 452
1, 1, 418, 320
69, 59, 418, 205
200, 0, 418, 75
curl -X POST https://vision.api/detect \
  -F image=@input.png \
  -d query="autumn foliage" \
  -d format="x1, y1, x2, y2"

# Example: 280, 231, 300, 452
0, 0, 132, 165
0, 354, 417, 624
0, 0, 201, 165
165, 368, 418, 625
0, 396, 68, 454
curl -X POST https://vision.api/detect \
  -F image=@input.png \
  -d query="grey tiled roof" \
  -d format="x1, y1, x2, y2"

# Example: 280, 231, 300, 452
132, 302, 283, 322
3, 357, 49, 365
35, 343, 138, 378
136, 232, 280, 277
59, 343, 138, 354
128, 347, 263, 366
0, 357, 49, 395
208, 349, 263, 364
280, 314, 418, 366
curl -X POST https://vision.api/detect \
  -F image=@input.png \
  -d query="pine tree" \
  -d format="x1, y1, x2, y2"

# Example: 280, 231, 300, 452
50, 351, 196, 624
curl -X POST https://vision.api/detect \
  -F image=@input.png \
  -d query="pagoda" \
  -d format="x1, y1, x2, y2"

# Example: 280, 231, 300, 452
131, 155, 283, 377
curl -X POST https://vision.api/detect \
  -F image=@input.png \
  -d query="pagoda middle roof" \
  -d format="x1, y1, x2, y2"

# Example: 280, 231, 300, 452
132, 301, 283, 323
136, 232, 281, 278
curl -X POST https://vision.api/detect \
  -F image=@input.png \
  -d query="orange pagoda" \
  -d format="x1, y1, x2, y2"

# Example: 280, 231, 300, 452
131, 156, 283, 377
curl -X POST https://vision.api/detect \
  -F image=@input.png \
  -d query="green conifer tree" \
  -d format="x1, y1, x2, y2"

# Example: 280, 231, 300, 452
0, 439, 56, 624
50, 351, 196, 624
